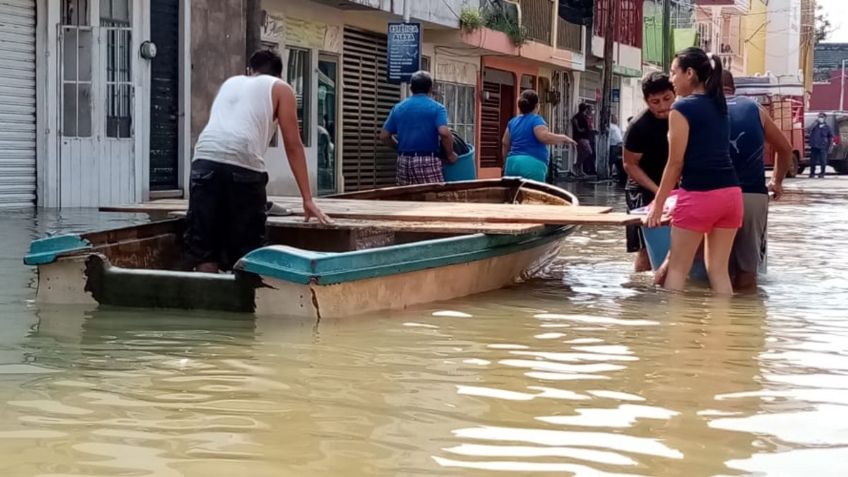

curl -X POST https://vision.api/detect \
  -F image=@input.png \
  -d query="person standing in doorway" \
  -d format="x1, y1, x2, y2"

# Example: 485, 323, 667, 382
645, 48, 742, 295
501, 90, 577, 182
622, 72, 676, 272
185, 49, 330, 273
723, 71, 793, 290
380, 71, 456, 185
808, 112, 834, 178
571, 104, 593, 177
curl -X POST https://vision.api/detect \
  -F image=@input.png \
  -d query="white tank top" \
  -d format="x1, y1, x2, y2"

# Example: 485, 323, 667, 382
193, 75, 281, 172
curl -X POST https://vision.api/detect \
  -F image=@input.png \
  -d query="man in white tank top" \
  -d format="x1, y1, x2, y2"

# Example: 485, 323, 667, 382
184, 50, 329, 273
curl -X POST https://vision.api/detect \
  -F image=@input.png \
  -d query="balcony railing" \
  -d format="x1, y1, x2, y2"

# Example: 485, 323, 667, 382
718, 52, 745, 74
557, 18, 583, 53
521, 0, 554, 45
694, 0, 749, 14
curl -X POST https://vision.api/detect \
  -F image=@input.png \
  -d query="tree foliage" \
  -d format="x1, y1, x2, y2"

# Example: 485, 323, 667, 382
815, 3, 832, 44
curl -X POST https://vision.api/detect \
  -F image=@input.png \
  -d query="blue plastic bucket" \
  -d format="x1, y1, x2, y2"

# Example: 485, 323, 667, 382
443, 146, 477, 182
641, 225, 708, 280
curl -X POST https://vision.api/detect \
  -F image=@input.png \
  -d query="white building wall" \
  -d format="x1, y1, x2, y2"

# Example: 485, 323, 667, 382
348, 0, 475, 28
765, 0, 802, 76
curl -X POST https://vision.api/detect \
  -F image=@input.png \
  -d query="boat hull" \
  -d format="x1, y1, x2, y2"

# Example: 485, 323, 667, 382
33, 230, 570, 319
27, 178, 583, 318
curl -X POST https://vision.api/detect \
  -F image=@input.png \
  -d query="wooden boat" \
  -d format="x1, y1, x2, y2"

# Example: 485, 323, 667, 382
24, 179, 631, 318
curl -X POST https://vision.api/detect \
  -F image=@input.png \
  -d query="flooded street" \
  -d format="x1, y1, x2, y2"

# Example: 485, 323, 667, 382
1, 178, 847, 476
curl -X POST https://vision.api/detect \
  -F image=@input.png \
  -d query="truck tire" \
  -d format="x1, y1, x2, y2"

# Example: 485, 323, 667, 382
786, 152, 800, 178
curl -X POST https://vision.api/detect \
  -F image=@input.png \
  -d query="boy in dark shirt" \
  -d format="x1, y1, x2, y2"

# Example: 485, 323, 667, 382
623, 72, 676, 272
571, 104, 593, 176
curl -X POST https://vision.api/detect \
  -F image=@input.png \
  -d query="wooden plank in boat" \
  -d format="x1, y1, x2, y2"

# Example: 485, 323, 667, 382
261, 198, 633, 226
103, 198, 636, 226
168, 211, 546, 235
268, 197, 613, 216
265, 217, 549, 234
102, 197, 612, 218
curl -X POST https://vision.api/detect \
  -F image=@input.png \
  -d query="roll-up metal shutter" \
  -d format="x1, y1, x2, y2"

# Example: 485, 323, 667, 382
341, 27, 400, 191
0, 0, 37, 207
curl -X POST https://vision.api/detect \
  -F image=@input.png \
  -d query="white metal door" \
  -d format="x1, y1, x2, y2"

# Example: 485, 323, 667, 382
0, 0, 37, 207
57, 0, 138, 207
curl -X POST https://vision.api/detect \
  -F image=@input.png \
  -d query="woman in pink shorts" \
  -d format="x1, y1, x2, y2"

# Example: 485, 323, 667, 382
645, 48, 743, 295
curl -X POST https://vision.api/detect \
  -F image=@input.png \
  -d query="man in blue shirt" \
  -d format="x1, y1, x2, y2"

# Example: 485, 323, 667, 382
380, 71, 456, 185
723, 71, 793, 290
808, 112, 834, 178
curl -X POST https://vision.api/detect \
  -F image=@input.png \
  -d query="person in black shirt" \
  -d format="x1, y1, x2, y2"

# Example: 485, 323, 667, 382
623, 72, 676, 272
571, 103, 593, 177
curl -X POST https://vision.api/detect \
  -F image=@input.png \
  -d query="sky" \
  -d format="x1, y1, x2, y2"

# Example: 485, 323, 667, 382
817, 0, 848, 43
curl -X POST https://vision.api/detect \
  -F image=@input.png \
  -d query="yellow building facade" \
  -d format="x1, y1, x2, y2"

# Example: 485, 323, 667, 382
743, 0, 768, 75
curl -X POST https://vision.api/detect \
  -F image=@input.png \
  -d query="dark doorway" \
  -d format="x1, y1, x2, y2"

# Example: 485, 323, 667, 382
149, 0, 180, 190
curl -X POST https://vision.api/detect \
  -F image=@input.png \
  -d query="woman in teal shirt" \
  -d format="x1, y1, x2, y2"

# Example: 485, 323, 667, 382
502, 90, 577, 182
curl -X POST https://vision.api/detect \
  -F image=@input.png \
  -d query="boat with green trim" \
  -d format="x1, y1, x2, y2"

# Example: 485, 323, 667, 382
24, 179, 581, 318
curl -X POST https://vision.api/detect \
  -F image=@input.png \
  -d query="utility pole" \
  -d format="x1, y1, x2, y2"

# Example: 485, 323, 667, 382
841, 59, 846, 111
402, 0, 412, 99
246, 0, 262, 66
662, 0, 672, 71
597, 0, 617, 180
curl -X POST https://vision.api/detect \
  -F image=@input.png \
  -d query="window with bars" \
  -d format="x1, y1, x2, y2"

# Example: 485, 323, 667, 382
286, 47, 311, 147
435, 82, 476, 146
62, 0, 93, 138
102, 0, 132, 138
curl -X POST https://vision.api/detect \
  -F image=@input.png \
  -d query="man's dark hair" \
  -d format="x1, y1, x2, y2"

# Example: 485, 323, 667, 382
249, 49, 283, 77
578, 103, 590, 114
722, 69, 735, 94
641, 71, 674, 99
518, 89, 539, 114
410, 71, 433, 94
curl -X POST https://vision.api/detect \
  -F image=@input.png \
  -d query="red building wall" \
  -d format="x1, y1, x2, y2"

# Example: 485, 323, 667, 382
811, 70, 848, 111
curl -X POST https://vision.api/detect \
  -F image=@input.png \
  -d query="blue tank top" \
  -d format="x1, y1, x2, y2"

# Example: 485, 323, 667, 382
671, 94, 739, 191
727, 95, 767, 194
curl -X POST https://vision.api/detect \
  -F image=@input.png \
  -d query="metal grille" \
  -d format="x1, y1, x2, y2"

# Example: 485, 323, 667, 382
549, 70, 574, 179
521, 0, 553, 45
0, 0, 37, 207
556, 18, 583, 53
341, 27, 401, 191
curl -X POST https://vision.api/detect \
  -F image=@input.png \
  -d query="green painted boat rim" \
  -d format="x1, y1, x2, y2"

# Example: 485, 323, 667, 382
24, 234, 91, 266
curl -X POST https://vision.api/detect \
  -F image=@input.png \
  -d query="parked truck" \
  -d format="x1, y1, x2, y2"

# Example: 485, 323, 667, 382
734, 75, 806, 177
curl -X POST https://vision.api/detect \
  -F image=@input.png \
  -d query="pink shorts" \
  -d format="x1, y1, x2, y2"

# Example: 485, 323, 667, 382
671, 186, 744, 234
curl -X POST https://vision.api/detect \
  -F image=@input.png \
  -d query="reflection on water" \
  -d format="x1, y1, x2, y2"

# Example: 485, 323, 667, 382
0, 180, 846, 476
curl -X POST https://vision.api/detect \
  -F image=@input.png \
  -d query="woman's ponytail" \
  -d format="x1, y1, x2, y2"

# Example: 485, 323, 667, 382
706, 54, 727, 113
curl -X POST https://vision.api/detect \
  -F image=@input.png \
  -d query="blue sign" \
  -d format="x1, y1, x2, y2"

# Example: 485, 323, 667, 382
611, 88, 620, 102
387, 22, 421, 84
